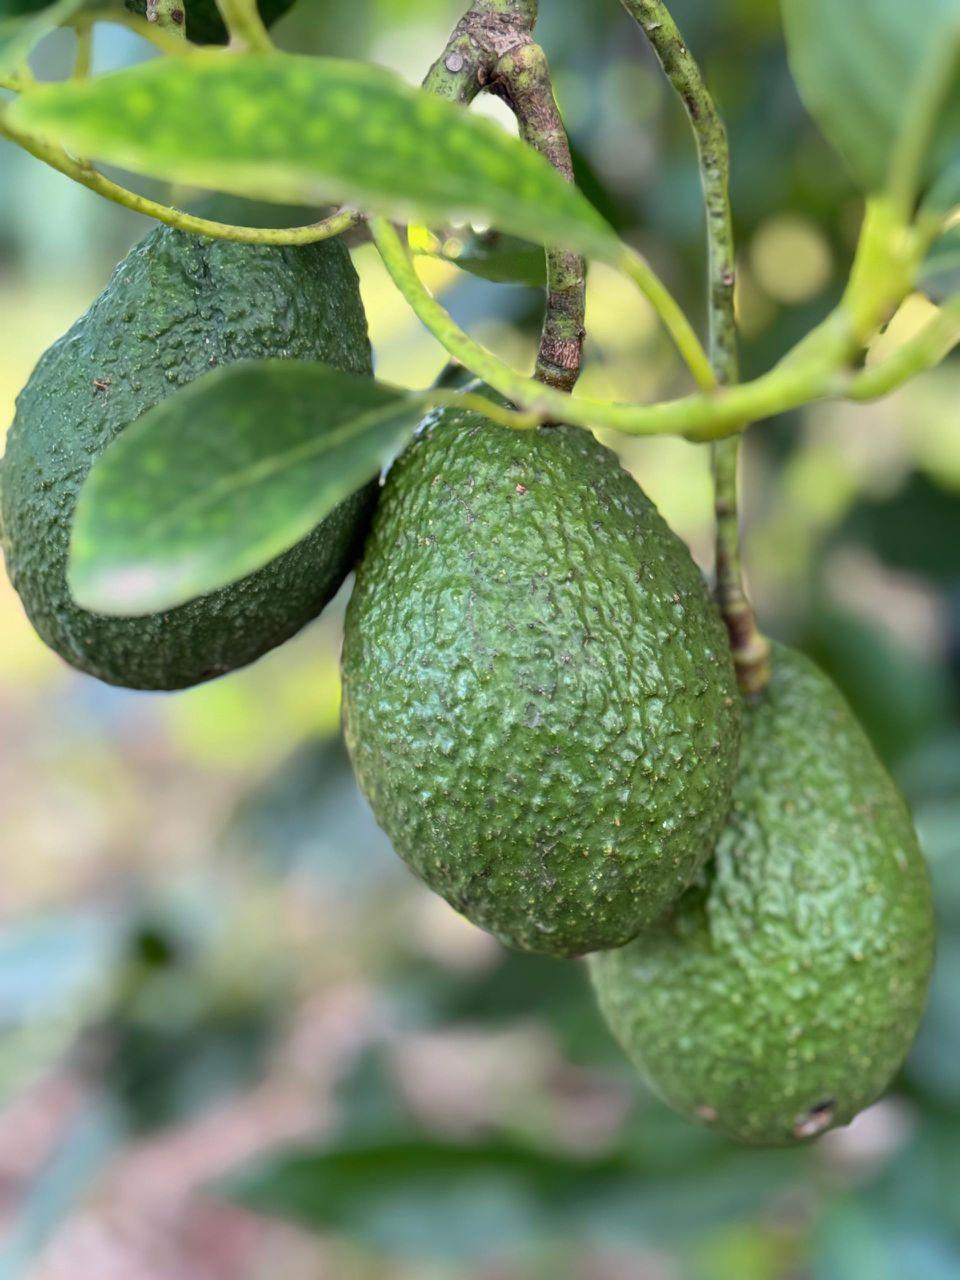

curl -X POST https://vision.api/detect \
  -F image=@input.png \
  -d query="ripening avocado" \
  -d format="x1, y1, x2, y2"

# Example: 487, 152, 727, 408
589, 643, 935, 1146
123, 0, 296, 45
0, 224, 374, 690
341, 401, 741, 958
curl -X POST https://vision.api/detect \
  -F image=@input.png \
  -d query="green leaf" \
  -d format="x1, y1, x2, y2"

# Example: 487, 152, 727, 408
919, 224, 960, 300
0, 0, 88, 73
7, 53, 622, 264
224, 1130, 805, 1262
226, 1137, 615, 1262
781, 0, 960, 194
442, 230, 547, 288
68, 361, 423, 617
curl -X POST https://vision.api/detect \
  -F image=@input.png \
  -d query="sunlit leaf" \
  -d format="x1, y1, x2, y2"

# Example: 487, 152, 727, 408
8, 53, 622, 263
68, 361, 423, 616
781, 0, 960, 194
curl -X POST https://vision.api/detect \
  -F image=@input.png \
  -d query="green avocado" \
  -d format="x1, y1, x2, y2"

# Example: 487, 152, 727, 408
123, 0, 295, 45
341, 401, 741, 958
0, 224, 373, 691
589, 643, 935, 1146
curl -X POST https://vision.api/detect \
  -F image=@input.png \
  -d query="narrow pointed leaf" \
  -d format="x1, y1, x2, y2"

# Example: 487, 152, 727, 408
8, 53, 622, 264
68, 361, 422, 616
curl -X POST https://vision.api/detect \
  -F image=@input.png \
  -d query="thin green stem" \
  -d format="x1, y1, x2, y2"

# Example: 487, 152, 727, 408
370, 215, 853, 439
0, 111, 358, 243
847, 294, 960, 401
425, 387, 540, 428
617, 248, 715, 390
0, 72, 21, 92
72, 19, 94, 79
620, 0, 769, 693
214, 0, 271, 50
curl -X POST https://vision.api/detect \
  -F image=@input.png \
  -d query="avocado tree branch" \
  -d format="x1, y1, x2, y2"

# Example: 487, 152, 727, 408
146, 0, 188, 37
491, 40, 586, 391
620, 0, 770, 695
423, 0, 588, 392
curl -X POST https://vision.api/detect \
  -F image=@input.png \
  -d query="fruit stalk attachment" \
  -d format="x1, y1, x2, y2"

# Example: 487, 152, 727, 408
620, 0, 771, 695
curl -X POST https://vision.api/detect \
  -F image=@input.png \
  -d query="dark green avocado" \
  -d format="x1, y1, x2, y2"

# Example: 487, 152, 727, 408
589, 643, 936, 1146
123, 0, 295, 45
0, 224, 373, 691
341, 401, 741, 958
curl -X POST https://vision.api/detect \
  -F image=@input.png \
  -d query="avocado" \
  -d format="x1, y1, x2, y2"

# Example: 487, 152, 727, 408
0, 224, 373, 690
589, 643, 935, 1146
341, 401, 741, 958
123, 0, 295, 45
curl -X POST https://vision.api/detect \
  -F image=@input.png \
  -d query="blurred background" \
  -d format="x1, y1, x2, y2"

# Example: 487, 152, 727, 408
1, 0, 959, 1275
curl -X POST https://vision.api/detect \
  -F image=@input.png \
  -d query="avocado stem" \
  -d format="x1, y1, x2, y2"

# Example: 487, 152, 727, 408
425, 1, 586, 393
490, 42, 586, 392
146, 0, 187, 37
619, 0, 771, 696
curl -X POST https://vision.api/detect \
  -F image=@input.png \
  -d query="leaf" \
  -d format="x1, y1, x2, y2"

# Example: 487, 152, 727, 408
68, 361, 423, 616
919, 224, 960, 300
0, 0, 89, 73
443, 230, 547, 288
7, 53, 622, 264
780, 0, 960, 194
224, 1130, 804, 1262
923, 141, 960, 215
227, 1137, 616, 1262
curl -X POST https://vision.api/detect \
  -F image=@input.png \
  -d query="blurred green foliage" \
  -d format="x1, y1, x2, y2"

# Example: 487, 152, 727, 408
0, 0, 958, 1276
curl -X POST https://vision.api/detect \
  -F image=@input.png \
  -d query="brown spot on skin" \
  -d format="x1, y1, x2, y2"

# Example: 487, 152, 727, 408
171, 7, 184, 22
92, 378, 111, 395
515, 483, 527, 496
793, 1099, 835, 1139
695, 1104, 717, 1122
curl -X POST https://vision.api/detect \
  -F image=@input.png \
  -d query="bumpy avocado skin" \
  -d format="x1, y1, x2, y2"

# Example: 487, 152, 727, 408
0, 225, 373, 691
341, 404, 741, 958
123, 0, 295, 45
589, 644, 936, 1146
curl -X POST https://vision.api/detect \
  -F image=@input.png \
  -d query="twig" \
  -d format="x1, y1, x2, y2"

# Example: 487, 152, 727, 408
491, 40, 586, 391
370, 215, 851, 439
213, 0, 270, 51
847, 294, 960, 400
0, 113, 359, 243
72, 19, 94, 79
146, 0, 187, 37
620, 0, 771, 695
